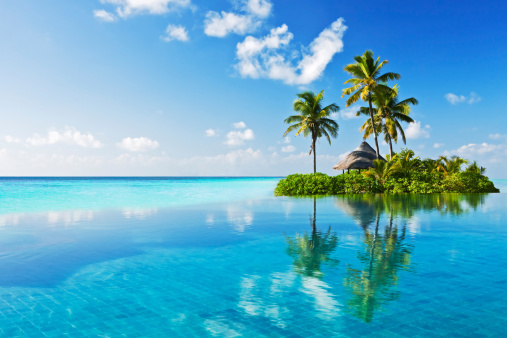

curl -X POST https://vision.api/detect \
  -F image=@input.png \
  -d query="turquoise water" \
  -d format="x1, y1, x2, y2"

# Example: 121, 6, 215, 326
492, 178, 507, 193
0, 178, 506, 337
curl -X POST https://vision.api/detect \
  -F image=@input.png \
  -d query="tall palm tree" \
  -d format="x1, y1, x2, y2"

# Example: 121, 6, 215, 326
283, 90, 339, 173
357, 85, 418, 157
342, 50, 400, 159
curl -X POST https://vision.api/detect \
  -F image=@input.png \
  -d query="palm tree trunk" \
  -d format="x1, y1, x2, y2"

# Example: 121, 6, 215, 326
312, 135, 317, 173
388, 135, 393, 159
368, 93, 380, 159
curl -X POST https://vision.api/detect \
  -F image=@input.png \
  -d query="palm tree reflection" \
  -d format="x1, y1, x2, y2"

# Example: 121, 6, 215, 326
285, 198, 339, 279
343, 213, 413, 322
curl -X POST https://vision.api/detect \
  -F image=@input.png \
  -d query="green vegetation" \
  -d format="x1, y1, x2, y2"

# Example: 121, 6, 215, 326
283, 90, 339, 173
274, 149, 499, 196
357, 84, 417, 158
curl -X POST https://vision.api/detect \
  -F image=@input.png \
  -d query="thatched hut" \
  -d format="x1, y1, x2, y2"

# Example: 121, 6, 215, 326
333, 141, 386, 173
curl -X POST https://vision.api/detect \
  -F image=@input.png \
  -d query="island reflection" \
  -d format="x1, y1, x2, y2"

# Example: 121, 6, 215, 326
284, 194, 488, 323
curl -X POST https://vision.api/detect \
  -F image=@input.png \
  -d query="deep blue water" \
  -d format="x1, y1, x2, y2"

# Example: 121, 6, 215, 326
0, 178, 506, 337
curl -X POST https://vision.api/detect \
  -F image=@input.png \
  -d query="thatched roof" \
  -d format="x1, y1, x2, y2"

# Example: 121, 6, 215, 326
333, 141, 386, 170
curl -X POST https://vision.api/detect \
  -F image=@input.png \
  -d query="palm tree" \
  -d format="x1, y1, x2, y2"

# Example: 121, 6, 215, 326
363, 159, 398, 183
395, 149, 421, 176
283, 90, 339, 173
466, 161, 486, 175
357, 85, 418, 157
342, 50, 400, 159
437, 156, 468, 175
422, 158, 439, 173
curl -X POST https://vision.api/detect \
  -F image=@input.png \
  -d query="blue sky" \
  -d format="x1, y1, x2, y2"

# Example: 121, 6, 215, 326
0, 0, 506, 177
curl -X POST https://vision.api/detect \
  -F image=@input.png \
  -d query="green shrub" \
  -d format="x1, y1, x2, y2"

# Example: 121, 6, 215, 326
274, 171, 499, 196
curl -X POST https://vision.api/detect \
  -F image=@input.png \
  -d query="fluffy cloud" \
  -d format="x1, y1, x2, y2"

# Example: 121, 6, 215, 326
445, 92, 481, 105
333, 105, 360, 120
204, 0, 272, 37
235, 18, 347, 85
233, 121, 247, 129
433, 143, 444, 148
25, 127, 103, 148
162, 24, 189, 42
489, 133, 507, 140
281, 145, 295, 153
117, 137, 159, 152
93, 9, 116, 22
455, 143, 502, 156
246, 0, 272, 17
97, 0, 191, 18
225, 122, 254, 146
205, 129, 217, 137
4, 136, 21, 143
405, 121, 430, 139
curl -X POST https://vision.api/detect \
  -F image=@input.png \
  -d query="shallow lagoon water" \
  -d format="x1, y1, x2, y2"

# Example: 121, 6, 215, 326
0, 178, 506, 337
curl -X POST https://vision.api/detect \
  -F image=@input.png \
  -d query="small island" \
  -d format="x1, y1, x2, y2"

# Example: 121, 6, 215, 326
275, 145, 499, 196
275, 50, 499, 196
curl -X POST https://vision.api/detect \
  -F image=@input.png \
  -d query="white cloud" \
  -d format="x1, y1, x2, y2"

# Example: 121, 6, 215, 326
4, 136, 21, 143
93, 9, 116, 22
405, 121, 430, 139
283, 136, 291, 144
204, 12, 258, 37
233, 121, 247, 129
225, 122, 254, 146
235, 18, 347, 85
468, 92, 481, 104
489, 133, 507, 140
98, 0, 191, 18
281, 145, 295, 153
333, 104, 360, 120
205, 129, 217, 137
245, 0, 271, 17
225, 128, 254, 146
433, 143, 444, 148
25, 127, 103, 148
117, 137, 159, 152
204, 0, 272, 37
445, 92, 481, 105
162, 24, 189, 42
455, 143, 501, 156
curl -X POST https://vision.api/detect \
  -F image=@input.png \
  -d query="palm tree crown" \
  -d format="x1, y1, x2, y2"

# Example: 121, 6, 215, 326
283, 90, 339, 173
342, 50, 400, 159
357, 85, 418, 157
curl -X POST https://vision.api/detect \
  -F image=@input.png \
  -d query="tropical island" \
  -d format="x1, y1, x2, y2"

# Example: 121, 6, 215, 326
275, 50, 499, 196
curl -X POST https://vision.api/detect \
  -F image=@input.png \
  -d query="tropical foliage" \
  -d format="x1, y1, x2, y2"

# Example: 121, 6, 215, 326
274, 149, 499, 195
342, 50, 400, 159
283, 90, 339, 173
356, 85, 417, 157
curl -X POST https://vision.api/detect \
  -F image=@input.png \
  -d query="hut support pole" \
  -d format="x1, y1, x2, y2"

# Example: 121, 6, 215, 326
348, 169, 350, 174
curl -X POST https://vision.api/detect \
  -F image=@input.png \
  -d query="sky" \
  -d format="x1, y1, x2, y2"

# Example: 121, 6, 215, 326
0, 0, 506, 177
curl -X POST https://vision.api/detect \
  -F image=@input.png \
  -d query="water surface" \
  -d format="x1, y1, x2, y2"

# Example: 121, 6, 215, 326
0, 178, 506, 337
